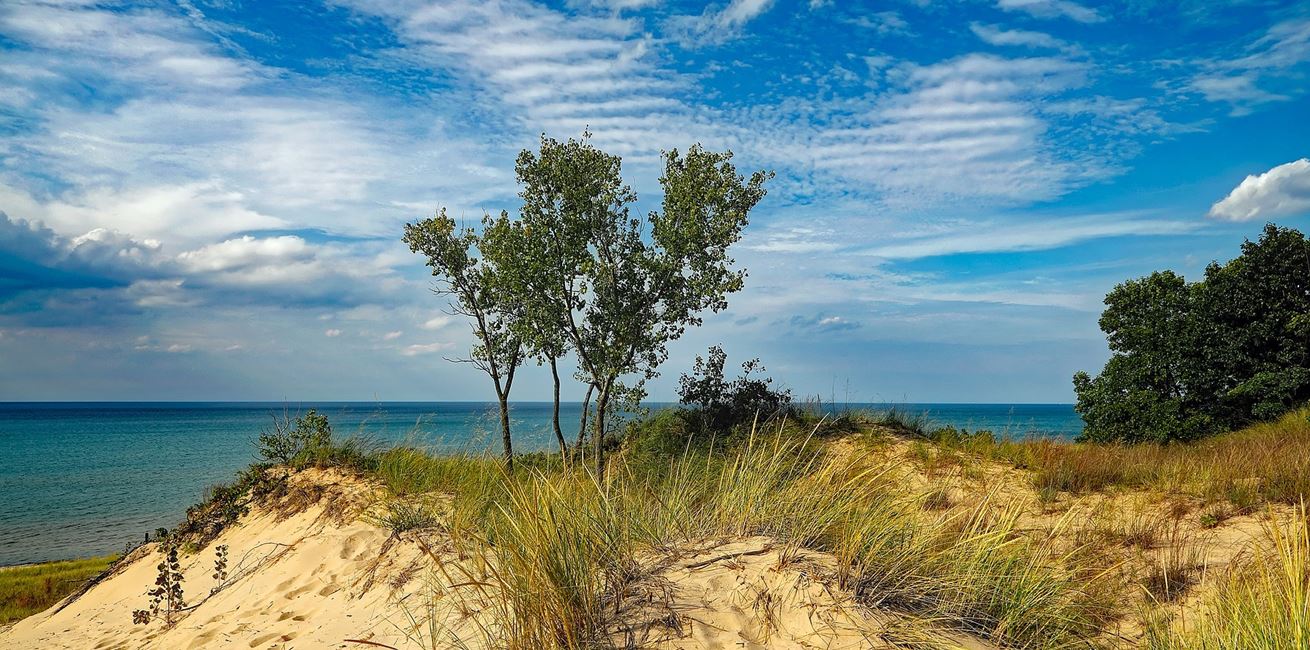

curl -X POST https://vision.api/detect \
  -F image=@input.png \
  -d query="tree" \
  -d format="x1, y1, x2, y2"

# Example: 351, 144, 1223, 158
481, 218, 572, 457
403, 210, 525, 467
1075, 224, 1310, 443
515, 133, 771, 475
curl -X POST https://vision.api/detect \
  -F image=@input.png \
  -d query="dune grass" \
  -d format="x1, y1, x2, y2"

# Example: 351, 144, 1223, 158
1147, 504, 1310, 649
931, 408, 1310, 509
380, 426, 1117, 649
0, 555, 116, 624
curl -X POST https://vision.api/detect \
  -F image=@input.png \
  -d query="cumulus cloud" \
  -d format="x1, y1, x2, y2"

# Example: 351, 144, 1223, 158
1208, 159, 1310, 221
324, 329, 341, 337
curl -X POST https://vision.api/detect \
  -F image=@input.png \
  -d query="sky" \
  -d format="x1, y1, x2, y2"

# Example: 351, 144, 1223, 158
1, 0, 1309, 403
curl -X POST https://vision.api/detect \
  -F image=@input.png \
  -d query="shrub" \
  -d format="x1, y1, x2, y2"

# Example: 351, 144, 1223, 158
257, 409, 333, 465
677, 345, 792, 433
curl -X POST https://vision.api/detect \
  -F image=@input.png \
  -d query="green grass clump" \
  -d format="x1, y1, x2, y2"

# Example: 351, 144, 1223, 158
0, 555, 117, 624
1148, 505, 1309, 649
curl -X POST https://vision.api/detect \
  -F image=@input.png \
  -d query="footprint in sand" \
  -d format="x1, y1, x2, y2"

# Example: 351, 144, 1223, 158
248, 630, 297, 647
187, 629, 218, 649
283, 583, 317, 599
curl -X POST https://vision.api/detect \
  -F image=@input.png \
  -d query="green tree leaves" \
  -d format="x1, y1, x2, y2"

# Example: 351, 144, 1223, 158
1076, 224, 1310, 443
403, 210, 524, 466
404, 133, 771, 473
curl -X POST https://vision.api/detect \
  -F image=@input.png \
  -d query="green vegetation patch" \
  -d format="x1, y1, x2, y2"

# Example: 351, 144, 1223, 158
0, 555, 116, 625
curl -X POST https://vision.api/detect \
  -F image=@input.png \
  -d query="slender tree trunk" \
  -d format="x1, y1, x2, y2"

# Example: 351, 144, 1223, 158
576, 382, 594, 450
498, 393, 513, 471
593, 383, 610, 478
549, 357, 567, 458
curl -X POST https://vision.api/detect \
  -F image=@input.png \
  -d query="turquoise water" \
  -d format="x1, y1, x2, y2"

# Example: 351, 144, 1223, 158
0, 402, 1080, 565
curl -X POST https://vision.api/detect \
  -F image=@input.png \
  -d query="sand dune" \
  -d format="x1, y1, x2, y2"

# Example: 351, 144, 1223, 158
2, 467, 994, 649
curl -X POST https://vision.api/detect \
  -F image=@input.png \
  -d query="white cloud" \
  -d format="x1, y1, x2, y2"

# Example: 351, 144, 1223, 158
862, 214, 1196, 259
382, 330, 403, 340
846, 11, 910, 36
1189, 74, 1288, 114
402, 341, 455, 356
324, 329, 341, 337
753, 53, 1100, 207
572, 0, 660, 11
421, 315, 455, 330
176, 236, 312, 274
1186, 18, 1310, 114
970, 23, 1076, 53
666, 0, 777, 46
996, 0, 1103, 23
1208, 159, 1310, 221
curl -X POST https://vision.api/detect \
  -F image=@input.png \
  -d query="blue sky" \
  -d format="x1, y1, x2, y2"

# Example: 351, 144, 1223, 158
1, 0, 1308, 403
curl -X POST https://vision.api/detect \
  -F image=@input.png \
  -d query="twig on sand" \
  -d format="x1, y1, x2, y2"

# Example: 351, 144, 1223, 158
682, 545, 774, 570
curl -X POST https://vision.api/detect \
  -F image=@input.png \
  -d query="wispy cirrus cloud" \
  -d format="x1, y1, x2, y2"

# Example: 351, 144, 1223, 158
666, 0, 778, 46
860, 214, 1197, 259
970, 22, 1080, 54
996, 0, 1104, 24
1185, 17, 1310, 115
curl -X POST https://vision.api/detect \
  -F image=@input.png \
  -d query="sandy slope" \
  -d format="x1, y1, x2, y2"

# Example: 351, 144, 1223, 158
1, 467, 990, 650
9, 433, 1281, 649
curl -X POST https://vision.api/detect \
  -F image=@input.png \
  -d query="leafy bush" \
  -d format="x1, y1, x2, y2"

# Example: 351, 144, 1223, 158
1075, 224, 1310, 443
677, 345, 792, 432
257, 409, 333, 465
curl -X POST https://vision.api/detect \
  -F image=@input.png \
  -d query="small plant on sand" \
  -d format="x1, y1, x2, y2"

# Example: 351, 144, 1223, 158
132, 546, 185, 626
1199, 502, 1231, 529
209, 544, 228, 595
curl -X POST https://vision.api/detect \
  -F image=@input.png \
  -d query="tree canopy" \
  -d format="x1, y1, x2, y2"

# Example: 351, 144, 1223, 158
404, 133, 771, 473
1074, 223, 1310, 443
513, 133, 772, 474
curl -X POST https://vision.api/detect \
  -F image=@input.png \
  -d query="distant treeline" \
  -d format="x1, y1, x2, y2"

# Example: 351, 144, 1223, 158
1075, 223, 1310, 443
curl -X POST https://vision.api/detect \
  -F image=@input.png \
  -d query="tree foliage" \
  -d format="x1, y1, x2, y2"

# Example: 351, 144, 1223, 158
402, 133, 770, 473
403, 210, 524, 465
1075, 224, 1310, 443
513, 133, 772, 474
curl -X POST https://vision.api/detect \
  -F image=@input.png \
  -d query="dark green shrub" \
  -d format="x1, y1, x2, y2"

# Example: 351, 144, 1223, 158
677, 345, 792, 433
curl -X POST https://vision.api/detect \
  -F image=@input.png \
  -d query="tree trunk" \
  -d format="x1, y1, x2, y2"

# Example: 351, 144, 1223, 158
593, 384, 609, 478
549, 357, 567, 459
498, 394, 513, 471
576, 382, 594, 450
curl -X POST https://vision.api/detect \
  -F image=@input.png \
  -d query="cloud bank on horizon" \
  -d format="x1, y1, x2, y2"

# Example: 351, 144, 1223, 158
1, 0, 1308, 402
